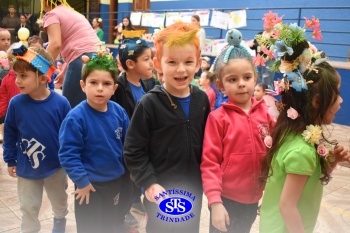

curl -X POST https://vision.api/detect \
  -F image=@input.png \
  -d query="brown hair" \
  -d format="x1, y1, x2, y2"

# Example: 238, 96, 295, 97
192, 14, 200, 22
28, 35, 44, 47
13, 47, 54, 76
202, 71, 216, 83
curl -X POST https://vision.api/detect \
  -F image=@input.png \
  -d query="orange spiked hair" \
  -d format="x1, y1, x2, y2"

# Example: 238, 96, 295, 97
154, 22, 200, 62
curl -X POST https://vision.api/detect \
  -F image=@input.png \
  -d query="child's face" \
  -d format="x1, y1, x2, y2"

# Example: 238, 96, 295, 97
15, 70, 41, 95
133, 48, 153, 78
199, 72, 209, 88
0, 31, 11, 51
155, 44, 200, 97
57, 62, 62, 70
217, 59, 256, 110
253, 85, 265, 101
91, 19, 98, 28
80, 70, 118, 111
29, 42, 43, 48
323, 84, 343, 125
201, 60, 210, 71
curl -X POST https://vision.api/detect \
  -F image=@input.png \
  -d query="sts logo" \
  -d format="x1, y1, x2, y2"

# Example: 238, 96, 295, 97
159, 198, 192, 215
155, 189, 196, 223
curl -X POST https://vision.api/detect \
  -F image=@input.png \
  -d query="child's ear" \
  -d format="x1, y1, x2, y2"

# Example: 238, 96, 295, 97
216, 79, 224, 91
312, 94, 320, 109
40, 75, 49, 84
196, 57, 202, 72
113, 83, 118, 91
153, 57, 162, 73
80, 80, 86, 93
125, 59, 135, 70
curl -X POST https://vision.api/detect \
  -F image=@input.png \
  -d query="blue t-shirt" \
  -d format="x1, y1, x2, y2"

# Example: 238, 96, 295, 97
129, 81, 146, 104
177, 95, 191, 119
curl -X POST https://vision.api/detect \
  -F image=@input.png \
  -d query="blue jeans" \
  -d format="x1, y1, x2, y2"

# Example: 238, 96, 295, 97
62, 52, 94, 108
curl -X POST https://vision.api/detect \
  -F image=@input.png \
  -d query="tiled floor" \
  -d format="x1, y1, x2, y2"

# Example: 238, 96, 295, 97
0, 123, 349, 233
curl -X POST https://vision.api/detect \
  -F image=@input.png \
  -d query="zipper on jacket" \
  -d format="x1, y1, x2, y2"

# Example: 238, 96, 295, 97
186, 119, 191, 187
247, 114, 258, 201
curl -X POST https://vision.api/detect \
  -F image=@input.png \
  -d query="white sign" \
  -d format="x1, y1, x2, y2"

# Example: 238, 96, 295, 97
228, 10, 247, 29
141, 13, 155, 27
210, 10, 229, 30
165, 12, 181, 27
153, 13, 166, 28
180, 12, 194, 23
130, 12, 142, 26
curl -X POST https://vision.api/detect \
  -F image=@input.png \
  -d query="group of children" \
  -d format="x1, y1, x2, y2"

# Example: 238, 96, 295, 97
1, 16, 350, 233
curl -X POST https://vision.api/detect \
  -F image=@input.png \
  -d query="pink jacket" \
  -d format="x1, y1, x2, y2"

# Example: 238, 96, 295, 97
201, 98, 274, 205
0, 70, 20, 118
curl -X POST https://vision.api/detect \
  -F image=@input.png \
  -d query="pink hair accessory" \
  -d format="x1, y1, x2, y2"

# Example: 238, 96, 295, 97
264, 135, 273, 148
287, 107, 299, 119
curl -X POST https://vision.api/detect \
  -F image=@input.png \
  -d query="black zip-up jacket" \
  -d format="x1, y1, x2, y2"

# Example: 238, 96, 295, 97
124, 85, 210, 192
110, 72, 149, 119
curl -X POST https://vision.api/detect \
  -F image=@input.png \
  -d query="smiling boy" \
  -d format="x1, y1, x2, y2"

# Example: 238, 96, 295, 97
123, 22, 210, 233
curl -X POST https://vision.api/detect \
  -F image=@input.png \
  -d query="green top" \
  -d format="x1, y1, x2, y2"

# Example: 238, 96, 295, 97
260, 132, 323, 233
190, 79, 202, 90
96, 28, 104, 41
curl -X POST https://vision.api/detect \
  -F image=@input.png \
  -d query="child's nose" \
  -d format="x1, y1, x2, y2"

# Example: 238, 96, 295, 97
238, 79, 246, 87
176, 63, 186, 73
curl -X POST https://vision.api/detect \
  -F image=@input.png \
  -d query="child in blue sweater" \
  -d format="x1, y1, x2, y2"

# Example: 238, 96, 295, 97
2, 44, 70, 233
58, 51, 130, 233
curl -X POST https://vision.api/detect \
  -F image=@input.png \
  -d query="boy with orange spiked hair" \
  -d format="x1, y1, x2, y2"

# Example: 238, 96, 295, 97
123, 22, 210, 232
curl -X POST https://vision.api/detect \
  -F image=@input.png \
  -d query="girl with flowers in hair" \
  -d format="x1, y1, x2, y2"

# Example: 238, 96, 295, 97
201, 29, 275, 233
92, 17, 104, 41
259, 14, 350, 233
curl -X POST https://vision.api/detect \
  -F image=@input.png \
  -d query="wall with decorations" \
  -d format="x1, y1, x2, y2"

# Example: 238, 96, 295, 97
100, 0, 350, 125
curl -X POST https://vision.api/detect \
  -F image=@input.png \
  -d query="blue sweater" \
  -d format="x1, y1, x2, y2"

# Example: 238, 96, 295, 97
3, 91, 71, 179
58, 100, 129, 189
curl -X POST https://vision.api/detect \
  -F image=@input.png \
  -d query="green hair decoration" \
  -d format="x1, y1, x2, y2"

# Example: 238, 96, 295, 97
81, 43, 118, 81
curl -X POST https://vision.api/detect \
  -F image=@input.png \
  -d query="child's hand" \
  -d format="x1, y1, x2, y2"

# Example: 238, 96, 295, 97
211, 202, 230, 232
54, 72, 64, 88
331, 145, 350, 163
7, 166, 17, 177
72, 183, 96, 205
145, 183, 167, 204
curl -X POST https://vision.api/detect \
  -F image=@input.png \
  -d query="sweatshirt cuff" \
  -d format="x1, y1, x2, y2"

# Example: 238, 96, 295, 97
76, 177, 91, 189
140, 175, 158, 191
206, 191, 223, 206
7, 160, 17, 167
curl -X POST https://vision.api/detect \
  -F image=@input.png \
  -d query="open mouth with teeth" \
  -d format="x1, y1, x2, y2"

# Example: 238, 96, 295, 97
174, 77, 188, 83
